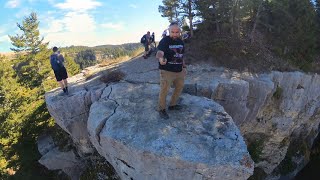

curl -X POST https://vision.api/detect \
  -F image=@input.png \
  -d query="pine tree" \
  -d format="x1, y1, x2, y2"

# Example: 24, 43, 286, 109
196, 0, 234, 33
74, 49, 97, 69
178, 0, 197, 36
9, 12, 47, 55
316, 0, 320, 19
270, 0, 317, 65
9, 12, 50, 88
159, 0, 197, 36
158, 0, 180, 23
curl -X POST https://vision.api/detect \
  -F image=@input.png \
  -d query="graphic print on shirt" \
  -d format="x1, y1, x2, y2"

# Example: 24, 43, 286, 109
168, 44, 184, 65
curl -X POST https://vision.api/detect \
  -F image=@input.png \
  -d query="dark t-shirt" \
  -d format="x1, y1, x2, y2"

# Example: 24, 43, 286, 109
157, 36, 184, 72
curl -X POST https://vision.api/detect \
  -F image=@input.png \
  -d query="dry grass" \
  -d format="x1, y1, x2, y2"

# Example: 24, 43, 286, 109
98, 47, 144, 68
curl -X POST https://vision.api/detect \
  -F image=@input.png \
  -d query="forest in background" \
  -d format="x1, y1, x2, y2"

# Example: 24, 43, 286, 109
159, 0, 320, 72
61, 43, 143, 69
0, 12, 143, 179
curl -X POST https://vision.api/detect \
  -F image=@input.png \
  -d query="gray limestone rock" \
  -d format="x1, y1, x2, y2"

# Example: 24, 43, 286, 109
45, 79, 107, 155
38, 147, 84, 180
43, 56, 320, 179
37, 134, 55, 156
87, 82, 254, 180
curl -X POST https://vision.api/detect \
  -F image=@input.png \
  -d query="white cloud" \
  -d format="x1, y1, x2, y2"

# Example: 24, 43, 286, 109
45, 31, 97, 47
64, 12, 96, 32
5, 0, 20, 8
55, 0, 102, 12
41, 19, 64, 34
15, 8, 32, 18
41, 2, 97, 34
0, 35, 10, 43
101, 22, 124, 30
129, 4, 138, 9
0, 26, 6, 34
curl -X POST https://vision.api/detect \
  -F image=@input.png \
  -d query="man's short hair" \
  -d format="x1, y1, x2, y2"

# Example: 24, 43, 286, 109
53, 46, 58, 52
169, 22, 181, 32
170, 22, 179, 26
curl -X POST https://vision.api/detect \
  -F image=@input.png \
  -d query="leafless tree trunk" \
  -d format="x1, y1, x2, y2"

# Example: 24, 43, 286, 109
250, 0, 263, 43
187, 0, 194, 36
231, 0, 240, 37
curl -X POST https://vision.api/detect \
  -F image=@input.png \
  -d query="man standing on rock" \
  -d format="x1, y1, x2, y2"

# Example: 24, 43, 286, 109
156, 22, 187, 119
50, 46, 69, 94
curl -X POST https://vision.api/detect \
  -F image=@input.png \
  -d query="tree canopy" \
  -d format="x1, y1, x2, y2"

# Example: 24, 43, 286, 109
160, 0, 320, 70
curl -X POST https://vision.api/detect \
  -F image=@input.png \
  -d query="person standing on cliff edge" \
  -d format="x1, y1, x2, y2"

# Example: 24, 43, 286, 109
156, 22, 187, 119
50, 46, 69, 95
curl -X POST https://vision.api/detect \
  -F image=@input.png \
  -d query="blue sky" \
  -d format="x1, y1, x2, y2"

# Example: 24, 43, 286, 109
0, 0, 169, 52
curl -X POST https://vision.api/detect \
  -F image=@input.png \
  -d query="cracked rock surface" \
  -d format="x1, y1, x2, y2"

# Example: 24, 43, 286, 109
44, 55, 320, 179
87, 82, 253, 180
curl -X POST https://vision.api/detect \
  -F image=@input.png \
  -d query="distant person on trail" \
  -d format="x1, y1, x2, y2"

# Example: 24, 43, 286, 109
150, 32, 156, 48
162, 29, 168, 38
50, 46, 69, 94
141, 31, 151, 59
156, 22, 186, 119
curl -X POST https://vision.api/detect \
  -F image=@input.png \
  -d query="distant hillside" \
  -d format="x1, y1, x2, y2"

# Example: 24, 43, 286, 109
61, 43, 142, 53
60, 43, 144, 69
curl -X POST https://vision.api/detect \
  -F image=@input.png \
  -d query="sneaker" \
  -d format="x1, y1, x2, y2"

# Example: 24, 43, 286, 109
168, 105, 183, 111
62, 88, 66, 93
159, 109, 169, 119
65, 86, 69, 93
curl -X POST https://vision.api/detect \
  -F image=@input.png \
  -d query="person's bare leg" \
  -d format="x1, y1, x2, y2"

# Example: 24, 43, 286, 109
62, 79, 68, 93
58, 81, 65, 93
63, 79, 68, 88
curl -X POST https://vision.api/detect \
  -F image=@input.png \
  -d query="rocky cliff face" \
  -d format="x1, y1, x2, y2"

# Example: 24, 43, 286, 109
42, 56, 320, 180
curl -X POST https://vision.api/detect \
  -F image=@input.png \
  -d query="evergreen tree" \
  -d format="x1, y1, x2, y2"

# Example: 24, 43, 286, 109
159, 0, 197, 36
315, 0, 320, 50
1, 12, 77, 178
316, 0, 320, 19
159, 0, 180, 23
9, 12, 51, 88
64, 54, 80, 76
9, 12, 46, 55
196, 0, 234, 33
75, 49, 97, 69
269, 0, 317, 66
179, 0, 197, 36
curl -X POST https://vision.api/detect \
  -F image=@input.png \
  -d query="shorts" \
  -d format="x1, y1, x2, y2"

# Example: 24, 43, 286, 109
54, 67, 68, 81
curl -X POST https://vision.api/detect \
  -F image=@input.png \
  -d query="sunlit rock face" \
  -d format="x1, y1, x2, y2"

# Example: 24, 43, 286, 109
44, 56, 320, 179
87, 82, 253, 180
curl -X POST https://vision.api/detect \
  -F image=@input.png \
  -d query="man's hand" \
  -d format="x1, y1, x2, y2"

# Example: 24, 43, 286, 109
159, 57, 167, 65
183, 67, 187, 77
156, 50, 164, 59
156, 50, 167, 65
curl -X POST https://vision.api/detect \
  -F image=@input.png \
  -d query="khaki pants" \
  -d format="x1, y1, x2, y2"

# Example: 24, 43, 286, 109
158, 70, 185, 110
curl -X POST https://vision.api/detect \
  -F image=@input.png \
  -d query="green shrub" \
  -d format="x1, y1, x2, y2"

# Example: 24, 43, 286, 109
273, 86, 283, 100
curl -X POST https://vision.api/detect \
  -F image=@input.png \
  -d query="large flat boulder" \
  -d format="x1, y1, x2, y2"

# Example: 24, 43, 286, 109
87, 82, 253, 180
